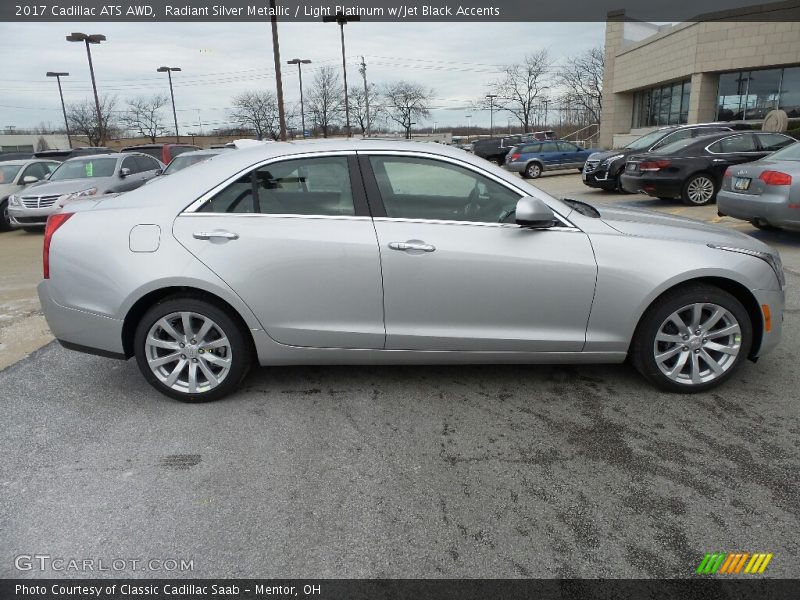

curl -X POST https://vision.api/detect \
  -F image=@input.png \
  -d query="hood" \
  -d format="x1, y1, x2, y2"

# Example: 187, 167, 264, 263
595, 203, 774, 253
16, 178, 106, 197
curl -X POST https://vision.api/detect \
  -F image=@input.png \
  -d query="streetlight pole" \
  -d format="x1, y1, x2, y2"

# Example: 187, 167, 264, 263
66, 32, 106, 145
269, 0, 288, 141
46, 71, 72, 149
287, 58, 311, 138
323, 11, 360, 137
157, 66, 182, 142
485, 94, 497, 137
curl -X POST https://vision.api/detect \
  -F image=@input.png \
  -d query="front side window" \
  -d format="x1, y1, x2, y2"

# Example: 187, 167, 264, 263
20, 162, 50, 181
556, 141, 579, 152
135, 155, 162, 172
0, 164, 22, 184
122, 155, 143, 174
368, 156, 520, 224
199, 156, 355, 216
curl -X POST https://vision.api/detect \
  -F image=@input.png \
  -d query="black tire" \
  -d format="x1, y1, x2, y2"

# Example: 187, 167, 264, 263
0, 199, 11, 232
681, 173, 717, 206
752, 220, 781, 231
525, 162, 543, 179
22, 227, 42, 233
630, 283, 752, 393
134, 296, 252, 402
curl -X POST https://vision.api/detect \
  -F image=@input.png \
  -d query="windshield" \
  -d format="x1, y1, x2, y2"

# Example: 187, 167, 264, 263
768, 141, 800, 160
651, 138, 698, 155
624, 129, 671, 151
50, 157, 117, 181
0, 164, 22, 184
164, 153, 218, 175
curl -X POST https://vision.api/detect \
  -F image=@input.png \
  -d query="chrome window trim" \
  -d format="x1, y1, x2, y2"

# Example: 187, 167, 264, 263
356, 149, 577, 229
182, 150, 358, 214
371, 216, 580, 232
178, 212, 372, 222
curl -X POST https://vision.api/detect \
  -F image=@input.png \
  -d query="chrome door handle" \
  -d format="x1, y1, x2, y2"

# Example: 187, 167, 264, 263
193, 230, 239, 241
388, 241, 436, 252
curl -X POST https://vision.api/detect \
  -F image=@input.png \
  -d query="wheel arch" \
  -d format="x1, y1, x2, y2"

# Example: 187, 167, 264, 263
630, 276, 764, 359
121, 286, 258, 360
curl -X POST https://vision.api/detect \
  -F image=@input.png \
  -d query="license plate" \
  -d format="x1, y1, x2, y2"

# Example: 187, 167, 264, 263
733, 177, 751, 191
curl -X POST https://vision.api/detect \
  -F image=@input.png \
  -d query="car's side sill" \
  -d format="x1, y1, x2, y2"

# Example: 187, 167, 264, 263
58, 340, 128, 360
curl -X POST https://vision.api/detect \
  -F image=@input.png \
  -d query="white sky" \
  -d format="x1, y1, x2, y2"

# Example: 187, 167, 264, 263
0, 21, 604, 132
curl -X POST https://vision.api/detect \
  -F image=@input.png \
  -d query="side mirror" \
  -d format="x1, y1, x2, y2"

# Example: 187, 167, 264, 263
120, 167, 131, 178
515, 196, 558, 229
22, 175, 39, 184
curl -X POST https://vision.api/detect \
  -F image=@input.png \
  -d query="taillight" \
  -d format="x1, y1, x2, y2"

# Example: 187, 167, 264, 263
639, 159, 671, 172
759, 170, 792, 186
723, 167, 733, 178
510, 153, 521, 161
43, 212, 73, 279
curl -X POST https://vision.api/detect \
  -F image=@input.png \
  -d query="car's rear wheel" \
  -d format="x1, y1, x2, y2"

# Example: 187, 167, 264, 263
22, 227, 42, 233
752, 220, 781, 231
525, 162, 542, 179
682, 173, 717, 206
630, 284, 751, 393
0, 199, 11, 232
134, 297, 251, 402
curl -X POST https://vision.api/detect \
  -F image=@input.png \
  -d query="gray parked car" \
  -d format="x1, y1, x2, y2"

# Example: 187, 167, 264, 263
717, 141, 800, 231
8, 152, 164, 230
38, 140, 784, 402
0, 159, 61, 230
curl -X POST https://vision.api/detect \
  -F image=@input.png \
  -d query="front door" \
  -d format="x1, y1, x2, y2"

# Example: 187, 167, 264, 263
173, 153, 385, 349
362, 153, 597, 352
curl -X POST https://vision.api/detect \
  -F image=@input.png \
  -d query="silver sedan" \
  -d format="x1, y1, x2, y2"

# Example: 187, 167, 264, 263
717, 141, 800, 231
38, 140, 785, 402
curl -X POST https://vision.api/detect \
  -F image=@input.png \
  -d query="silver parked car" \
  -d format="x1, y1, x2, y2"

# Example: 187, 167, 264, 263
8, 152, 164, 230
0, 159, 61, 230
38, 140, 785, 402
145, 149, 223, 185
717, 141, 800, 231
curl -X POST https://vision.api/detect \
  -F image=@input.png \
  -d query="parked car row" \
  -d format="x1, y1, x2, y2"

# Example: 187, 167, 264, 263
472, 131, 558, 164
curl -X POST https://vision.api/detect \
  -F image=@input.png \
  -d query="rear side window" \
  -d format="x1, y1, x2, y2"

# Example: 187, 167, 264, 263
708, 135, 758, 153
758, 134, 794, 152
540, 141, 558, 152
520, 144, 541, 153
198, 156, 355, 216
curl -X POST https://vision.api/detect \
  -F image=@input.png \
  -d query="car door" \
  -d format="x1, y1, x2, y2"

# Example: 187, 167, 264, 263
556, 141, 585, 168
538, 141, 562, 169
705, 134, 764, 180
361, 151, 597, 352
134, 154, 164, 185
172, 153, 385, 349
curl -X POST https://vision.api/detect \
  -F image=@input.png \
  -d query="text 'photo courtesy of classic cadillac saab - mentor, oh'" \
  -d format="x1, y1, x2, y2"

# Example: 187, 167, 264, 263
37, 139, 785, 402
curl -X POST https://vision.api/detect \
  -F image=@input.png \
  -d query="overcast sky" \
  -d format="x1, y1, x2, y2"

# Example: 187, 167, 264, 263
0, 21, 604, 133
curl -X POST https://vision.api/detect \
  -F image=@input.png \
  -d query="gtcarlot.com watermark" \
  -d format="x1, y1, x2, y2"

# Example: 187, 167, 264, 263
14, 554, 194, 573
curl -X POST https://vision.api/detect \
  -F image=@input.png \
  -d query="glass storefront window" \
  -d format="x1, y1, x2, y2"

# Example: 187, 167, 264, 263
717, 66, 800, 121
632, 80, 691, 128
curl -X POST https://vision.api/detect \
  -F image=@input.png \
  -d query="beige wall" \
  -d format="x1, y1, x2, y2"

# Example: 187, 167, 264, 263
599, 1, 800, 148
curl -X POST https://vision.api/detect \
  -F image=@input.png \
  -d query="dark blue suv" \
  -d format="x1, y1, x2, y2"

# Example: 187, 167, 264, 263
503, 140, 598, 179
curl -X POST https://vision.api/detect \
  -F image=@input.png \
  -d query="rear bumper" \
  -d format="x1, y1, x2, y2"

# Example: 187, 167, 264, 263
38, 280, 126, 359
620, 174, 682, 198
717, 189, 800, 229
752, 288, 784, 358
503, 161, 526, 173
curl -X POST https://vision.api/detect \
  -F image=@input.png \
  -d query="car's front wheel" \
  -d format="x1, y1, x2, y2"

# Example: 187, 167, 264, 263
134, 296, 252, 402
630, 284, 752, 393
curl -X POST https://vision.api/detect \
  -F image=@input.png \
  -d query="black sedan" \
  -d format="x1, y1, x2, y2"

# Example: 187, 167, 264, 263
620, 131, 795, 205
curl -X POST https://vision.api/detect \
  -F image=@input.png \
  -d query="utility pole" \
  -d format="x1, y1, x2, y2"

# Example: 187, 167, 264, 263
359, 56, 370, 137
46, 72, 72, 149
157, 66, 181, 142
486, 94, 497, 136
269, 0, 287, 141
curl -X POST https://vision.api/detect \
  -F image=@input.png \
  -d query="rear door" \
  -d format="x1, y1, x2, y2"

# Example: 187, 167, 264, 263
172, 152, 385, 349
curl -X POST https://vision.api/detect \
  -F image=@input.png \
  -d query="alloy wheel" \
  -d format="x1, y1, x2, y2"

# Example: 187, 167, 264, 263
653, 302, 741, 386
526, 163, 542, 178
144, 311, 232, 394
686, 176, 715, 205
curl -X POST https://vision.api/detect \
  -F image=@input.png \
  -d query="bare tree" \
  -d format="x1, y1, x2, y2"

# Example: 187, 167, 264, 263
493, 50, 551, 133
350, 83, 383, 136
66, 96, 118, 146
125, 94, 169, 142
557, 46, 604, 125
307, 66, 344, 138
382, 81, 433, 139
229, 90, 282, 140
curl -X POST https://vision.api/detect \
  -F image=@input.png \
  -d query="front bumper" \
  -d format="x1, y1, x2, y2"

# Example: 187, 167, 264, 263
8, 204, 57, 228
620, 174, 682, 198
582, 167, 617, 189
38, 280, 127, 359
717, 189, 800, 230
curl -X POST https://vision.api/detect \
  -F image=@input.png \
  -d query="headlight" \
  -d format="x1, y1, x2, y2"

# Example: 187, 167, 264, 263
602, 154, 625, 166
8, 194, 20, 206
57, 187, 98, 206
708, 244, 785, 289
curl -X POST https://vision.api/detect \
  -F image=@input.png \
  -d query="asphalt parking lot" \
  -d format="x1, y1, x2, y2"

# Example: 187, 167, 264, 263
1, 172, 799, 578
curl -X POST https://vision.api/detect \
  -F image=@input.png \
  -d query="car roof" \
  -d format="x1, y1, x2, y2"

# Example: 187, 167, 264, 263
62, 153, 124, 161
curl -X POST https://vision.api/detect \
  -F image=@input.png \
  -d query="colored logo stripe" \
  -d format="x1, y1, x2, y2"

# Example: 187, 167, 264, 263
697, 553, 773, 575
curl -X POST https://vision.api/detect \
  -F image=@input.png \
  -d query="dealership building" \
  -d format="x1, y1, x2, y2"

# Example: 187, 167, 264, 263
599, 0, 800, 148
